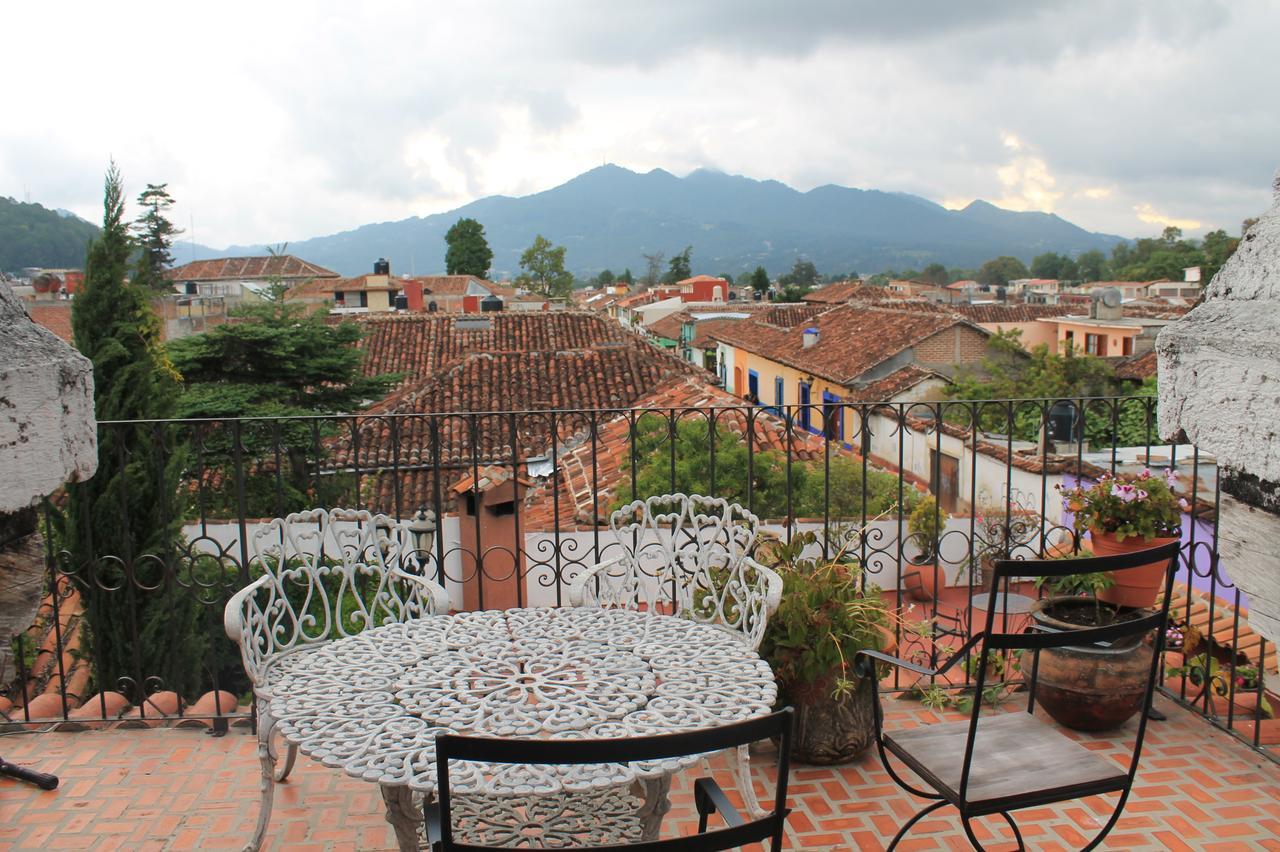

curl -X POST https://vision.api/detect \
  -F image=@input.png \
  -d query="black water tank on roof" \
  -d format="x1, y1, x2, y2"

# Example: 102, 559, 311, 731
374, 258, 390, 275
428, 301, 438, 312
480, 294, 503, 312
394, 293, 409, 311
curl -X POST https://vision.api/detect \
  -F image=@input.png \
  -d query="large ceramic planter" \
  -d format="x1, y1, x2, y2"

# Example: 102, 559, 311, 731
787, 672, 878, 764
1088, 530, 1179, 609
1021, 597, 1155, 731
904, 560, 940, 603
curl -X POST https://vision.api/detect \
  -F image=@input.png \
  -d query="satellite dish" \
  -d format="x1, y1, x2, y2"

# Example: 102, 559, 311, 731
1101, 287, 1122, 308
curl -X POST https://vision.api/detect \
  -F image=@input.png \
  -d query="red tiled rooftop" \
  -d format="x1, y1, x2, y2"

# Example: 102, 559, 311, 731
708, 304, 984, 386
165, 255, 339, 282
952, 303, 1077, 324
2, 693, 1275, 850
1113, 350, 1159, 381
23, 303, 74, 344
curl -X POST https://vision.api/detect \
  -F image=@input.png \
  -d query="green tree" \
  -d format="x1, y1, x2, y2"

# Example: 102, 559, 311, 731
1075, 249, 1106, 282
596, 269, 615, 287
717, 272, 735, 286
1030, 252, 1066, 279
788, 259, 820, 288
920, 263, 949, 285
749, 266, 771, 296
1199, 228, 1239, 283
615, 416, 909, 521
976, 255, 1030, 288
641, 252, 664, 289
65, 163, 205, 699
132, 183, 182, 290
166, 295, 399, 513
946, 330, 1152, 446
663, 246, 692, 285
444, 217, 493, 278
619, 268, 634, 286
516, 234, 573, 298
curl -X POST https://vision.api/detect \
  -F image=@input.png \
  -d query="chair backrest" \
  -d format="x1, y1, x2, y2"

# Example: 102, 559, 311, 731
959, 541, 1182, 804
606, 494, 778, 646
434, 709, 793, 851
241, 507, 441, 661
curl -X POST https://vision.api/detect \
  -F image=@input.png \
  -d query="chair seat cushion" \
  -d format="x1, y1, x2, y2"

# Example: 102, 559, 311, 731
884, 712, 1128, 814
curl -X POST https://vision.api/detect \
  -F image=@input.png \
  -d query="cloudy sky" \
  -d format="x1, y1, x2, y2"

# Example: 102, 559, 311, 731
5, 1, 1276, 248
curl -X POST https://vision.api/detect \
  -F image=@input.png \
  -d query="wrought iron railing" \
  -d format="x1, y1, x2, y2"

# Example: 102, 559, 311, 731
2, 395, 1273, 758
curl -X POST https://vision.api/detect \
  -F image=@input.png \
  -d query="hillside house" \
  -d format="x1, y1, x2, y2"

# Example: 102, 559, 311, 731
166, 255, 338, 306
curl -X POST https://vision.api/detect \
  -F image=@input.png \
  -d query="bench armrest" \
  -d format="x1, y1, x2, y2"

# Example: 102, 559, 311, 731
390, 565, 451, 615
743, 556, 783, 618
567, 557, 626, 607
224, 573, 274, 643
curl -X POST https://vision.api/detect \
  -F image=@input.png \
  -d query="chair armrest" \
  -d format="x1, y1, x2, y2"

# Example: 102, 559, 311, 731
693, 777, 746, 828
390, 566, 451, 615
223, 573, 274, 643
567, 557, 625, 607
744, 556, 783, 617
856, 631, 986, 679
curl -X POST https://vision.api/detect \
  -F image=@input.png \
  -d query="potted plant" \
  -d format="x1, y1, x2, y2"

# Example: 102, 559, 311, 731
904, 496, 948, 602
1025, 562, 1156, 731
757, 530, 892, 764
1059, 469, 1185, 607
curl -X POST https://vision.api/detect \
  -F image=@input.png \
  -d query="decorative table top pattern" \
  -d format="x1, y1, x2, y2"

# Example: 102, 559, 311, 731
270, 607, 777, 795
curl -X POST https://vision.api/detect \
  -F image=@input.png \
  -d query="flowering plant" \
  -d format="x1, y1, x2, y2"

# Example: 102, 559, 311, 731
1059, 468, 1187, 542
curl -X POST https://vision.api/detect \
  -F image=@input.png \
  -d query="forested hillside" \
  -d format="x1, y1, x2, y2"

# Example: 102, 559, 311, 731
0, 197, 97, 272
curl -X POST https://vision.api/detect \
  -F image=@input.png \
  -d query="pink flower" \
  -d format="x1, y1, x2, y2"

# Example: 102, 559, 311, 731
1136, 490, 1149, 501
1178, 498, 1190, 511
1165, 468, 1179, 488
1140, 468, 1152, 479
1112, 483, 1138, 503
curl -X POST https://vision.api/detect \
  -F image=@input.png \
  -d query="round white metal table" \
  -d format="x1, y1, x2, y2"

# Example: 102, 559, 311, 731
267, 607, 777, 849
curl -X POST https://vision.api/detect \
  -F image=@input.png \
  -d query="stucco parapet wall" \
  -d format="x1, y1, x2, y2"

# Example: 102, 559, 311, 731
0, 283, 97, 512
1157, 172, 1280, 483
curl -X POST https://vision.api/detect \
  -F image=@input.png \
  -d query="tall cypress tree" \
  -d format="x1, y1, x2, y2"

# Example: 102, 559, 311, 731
131, 183, 182, 291
65, 163, 206, 700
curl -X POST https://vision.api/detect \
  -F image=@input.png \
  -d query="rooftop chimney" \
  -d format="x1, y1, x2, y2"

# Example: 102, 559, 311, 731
802, 327, 819, 348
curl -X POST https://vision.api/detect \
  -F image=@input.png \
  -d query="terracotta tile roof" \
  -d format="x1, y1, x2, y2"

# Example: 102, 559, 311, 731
518, 377, 841, 530
1113, 350, 1158, 381
758, 304, 829, 328
165, 255, 338, 282
354, 312, 642, 388
952, 303, 1076, 323
676, 274, 727, 286
416, 275, 498, 297
689, 317, 747, 349
1122, 302, 1193, 320
24, 303, 74, 344
329, 274, 399, 293
706, 304, 982, 385
645, 312, 689, 341
849, 365, 946, 402
801, 280, 917, 305
617, 292, 658, 308
947, 279, 981, 290
328, 312, 703, 510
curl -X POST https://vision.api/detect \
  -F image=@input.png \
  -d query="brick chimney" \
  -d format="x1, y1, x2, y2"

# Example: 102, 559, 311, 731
1157, 171, 1280, 645
451, 466, 531, 611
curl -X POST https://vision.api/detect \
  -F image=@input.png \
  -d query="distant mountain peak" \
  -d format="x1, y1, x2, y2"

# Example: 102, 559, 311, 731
164, 167, 1124, 278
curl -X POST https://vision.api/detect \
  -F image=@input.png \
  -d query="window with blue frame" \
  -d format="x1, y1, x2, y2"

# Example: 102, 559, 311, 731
798, 382, 811, 431
773, 376, 784, 415
747, 370, 760, 404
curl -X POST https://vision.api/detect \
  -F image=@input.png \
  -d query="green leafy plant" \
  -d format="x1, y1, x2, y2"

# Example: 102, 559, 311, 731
1034, 550, 1117, 624
908, 496, 947, 562
1059, 468, 1186, 543
757, 530, 890, 701
1167, 652, 1273, 718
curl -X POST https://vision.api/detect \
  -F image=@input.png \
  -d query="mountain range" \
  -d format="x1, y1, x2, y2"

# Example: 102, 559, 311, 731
10, 166, 1126, 279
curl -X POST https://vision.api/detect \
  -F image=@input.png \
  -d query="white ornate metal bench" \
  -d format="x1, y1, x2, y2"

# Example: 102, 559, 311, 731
224, 507, 448, 852
569, 493, 783, 816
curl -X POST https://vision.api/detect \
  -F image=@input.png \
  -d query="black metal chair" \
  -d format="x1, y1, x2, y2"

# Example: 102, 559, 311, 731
426, 709, 794, 851
858, 541, 1181, 851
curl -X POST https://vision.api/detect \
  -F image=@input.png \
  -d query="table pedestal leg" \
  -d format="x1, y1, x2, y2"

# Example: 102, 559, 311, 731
637, 775, 673, 842
380, 784, 423, 851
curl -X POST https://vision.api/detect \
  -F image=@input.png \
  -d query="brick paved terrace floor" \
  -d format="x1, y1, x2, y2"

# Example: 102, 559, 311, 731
1, 694, 1277, 851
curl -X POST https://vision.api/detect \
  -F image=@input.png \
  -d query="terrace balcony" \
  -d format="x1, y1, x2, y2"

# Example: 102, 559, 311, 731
2, 398, 1278, 849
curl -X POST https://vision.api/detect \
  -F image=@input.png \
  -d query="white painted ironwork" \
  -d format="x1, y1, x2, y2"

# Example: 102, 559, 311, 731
569, 494, 783, 651
223, 507, 449, 852
266, 607, 775, 850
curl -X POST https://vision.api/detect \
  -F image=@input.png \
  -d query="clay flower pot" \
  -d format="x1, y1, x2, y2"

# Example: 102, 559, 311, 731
1088, 530, 1179, 609
1023, 597, 1155, 731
